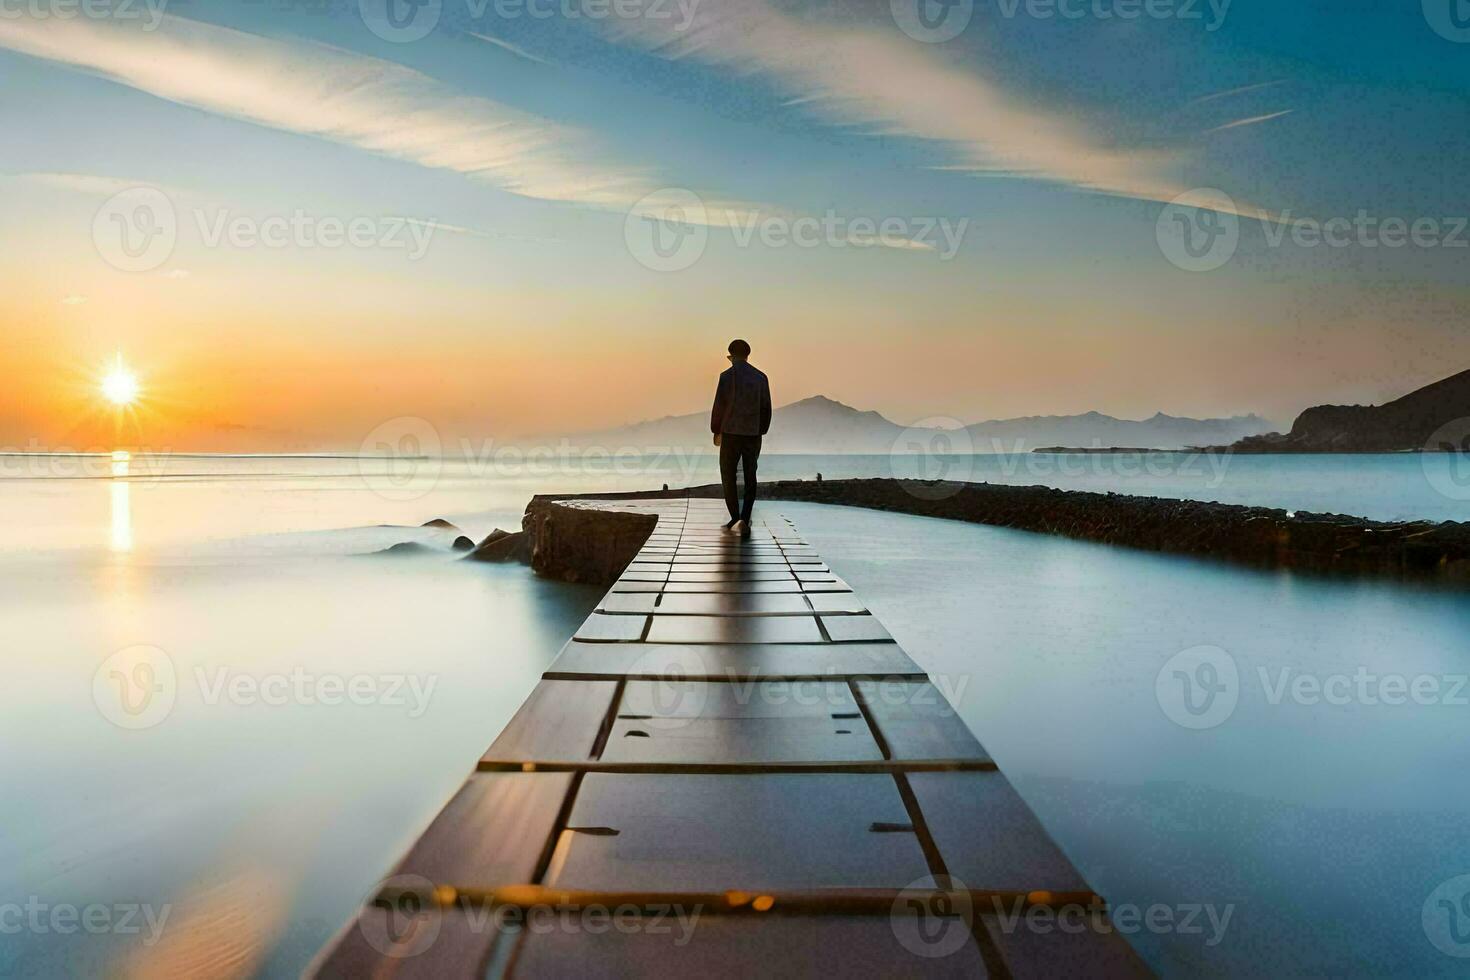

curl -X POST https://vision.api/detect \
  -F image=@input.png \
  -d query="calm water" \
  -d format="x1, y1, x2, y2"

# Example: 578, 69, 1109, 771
0, 452, 1465, 976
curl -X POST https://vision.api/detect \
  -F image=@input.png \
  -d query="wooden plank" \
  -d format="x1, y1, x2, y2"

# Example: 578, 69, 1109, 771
544, 641, 925, 680
481, 680, 619, 765
821, 616, 893, 642
601, 680, 883, 764
314, 904, 503, 979
855, 680, 991, 763
509, 914, 989, 978
544, 774, 932, 892
391, 773, 573, 889
978, 915, 1152, 978
907, 773, 1088, 893
574, 613, 649, 642
645, 615, 825, 644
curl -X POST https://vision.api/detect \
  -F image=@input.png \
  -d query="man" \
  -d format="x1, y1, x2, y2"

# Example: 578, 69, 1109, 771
710, 339, 772, 537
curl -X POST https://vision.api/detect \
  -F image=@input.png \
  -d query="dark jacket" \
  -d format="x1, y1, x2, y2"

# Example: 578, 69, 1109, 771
711, 361, 772, 437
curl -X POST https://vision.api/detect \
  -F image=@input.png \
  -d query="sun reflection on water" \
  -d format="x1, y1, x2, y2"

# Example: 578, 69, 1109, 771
110, 451, 132, 552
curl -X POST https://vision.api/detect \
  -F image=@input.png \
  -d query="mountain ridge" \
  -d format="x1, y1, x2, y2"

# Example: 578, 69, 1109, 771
557, 395, 1275, 454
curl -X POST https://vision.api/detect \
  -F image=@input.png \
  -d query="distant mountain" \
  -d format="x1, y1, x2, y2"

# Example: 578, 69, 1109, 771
561, 396, 1275, 454
965, 411, 1273, 452
1230, 368, 1470, 453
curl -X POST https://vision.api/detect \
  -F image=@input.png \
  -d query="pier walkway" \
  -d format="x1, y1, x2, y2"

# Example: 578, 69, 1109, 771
314, 496, 1150, 977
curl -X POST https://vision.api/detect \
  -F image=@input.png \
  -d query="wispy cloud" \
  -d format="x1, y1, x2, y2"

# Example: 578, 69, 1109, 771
61, 294, 87, 305
1205, 109, 1293, 134
1187, 80, 1285, 107
466, 30, 555, 66
0, 14, 647, 207
603, 0, 1220, 210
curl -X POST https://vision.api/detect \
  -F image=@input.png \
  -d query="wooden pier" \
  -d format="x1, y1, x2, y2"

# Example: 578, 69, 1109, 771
313, 496, 1151, 977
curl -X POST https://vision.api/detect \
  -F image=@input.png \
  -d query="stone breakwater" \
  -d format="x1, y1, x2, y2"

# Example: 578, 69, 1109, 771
463, 497, 656, 584
758, 479, 1470, 583
511, 481, 1470, 586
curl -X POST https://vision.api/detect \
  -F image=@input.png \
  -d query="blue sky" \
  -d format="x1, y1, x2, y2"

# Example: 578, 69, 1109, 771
0, 0, 1467, 447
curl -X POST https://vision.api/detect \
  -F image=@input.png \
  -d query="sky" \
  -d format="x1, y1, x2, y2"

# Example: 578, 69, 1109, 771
1, 0, 1467, 450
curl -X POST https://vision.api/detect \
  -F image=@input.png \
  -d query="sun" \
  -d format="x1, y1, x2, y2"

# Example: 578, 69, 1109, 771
101, 355, 140, 407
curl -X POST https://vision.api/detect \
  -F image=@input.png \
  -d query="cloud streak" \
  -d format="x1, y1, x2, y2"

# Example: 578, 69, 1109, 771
604, 0, 1241, 210
1205, 109, 1293, 134
0, 14, 648, 207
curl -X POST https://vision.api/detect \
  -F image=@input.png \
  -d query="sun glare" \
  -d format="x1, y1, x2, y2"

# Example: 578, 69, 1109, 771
101, 356, 140, 407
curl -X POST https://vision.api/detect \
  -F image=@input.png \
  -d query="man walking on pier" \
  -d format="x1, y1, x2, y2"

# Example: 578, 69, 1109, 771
711, 339, 772, 537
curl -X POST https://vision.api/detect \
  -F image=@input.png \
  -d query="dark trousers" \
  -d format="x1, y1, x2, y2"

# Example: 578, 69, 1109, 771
719, 434, 761, 522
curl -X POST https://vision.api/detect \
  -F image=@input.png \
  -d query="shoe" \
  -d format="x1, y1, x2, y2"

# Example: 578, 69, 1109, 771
736, 519, 752, 538
723, 519, 737, 531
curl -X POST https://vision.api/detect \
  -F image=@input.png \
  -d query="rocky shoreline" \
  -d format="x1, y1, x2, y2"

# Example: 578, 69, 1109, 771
499, 480, 1470, 586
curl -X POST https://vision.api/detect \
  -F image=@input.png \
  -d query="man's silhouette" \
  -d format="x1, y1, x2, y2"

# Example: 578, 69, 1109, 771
710, 339, 772, 537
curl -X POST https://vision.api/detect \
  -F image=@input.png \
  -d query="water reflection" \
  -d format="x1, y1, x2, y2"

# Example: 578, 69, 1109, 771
110, 451, 131, 552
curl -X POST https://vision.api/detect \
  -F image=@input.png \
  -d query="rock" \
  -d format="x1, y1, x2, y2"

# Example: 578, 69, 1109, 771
466, 528, 531, 563
452, 535, 475, 551
651, 478, 1470, 585
370, 541, 435, 557
521, 498, 658, 585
